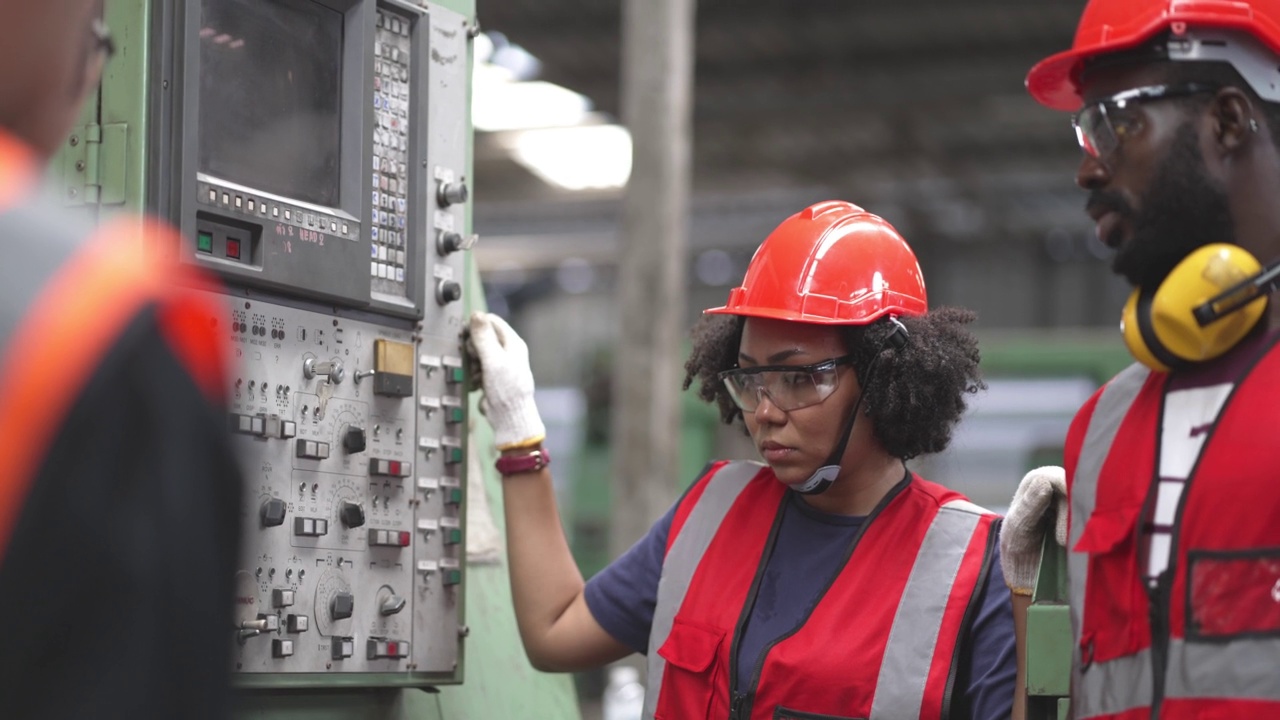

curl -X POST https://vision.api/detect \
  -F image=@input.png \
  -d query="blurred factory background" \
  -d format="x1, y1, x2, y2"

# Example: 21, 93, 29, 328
464, 1, 1126, 706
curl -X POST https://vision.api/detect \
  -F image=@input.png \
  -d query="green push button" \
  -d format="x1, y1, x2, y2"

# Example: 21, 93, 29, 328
197, 230, 213, 253
447, 367, 464, 384
443, 569, 462, 586
446, 487, 463, 506
445, 447, 463, 465
445, 528, 462, 545
447, 407, 464, 424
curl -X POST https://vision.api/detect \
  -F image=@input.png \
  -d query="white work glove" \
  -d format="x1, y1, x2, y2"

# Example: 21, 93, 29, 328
467, 312, 547, 450
999, 465, 1068, 596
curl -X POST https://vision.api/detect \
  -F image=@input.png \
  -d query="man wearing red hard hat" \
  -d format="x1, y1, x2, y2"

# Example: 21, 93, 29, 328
1001, 1, 1280, 718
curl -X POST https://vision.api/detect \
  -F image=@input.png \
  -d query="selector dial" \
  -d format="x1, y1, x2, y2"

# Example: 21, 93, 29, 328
436, 280, 462, 306
339, 501, 366, 529
331, 591, 355, 620
313, 569, 353, 636
343, 426, 367, 454
437, 180, 468, 207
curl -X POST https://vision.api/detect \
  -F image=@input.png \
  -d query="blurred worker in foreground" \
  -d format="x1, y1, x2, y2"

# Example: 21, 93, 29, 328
1000, 0, 1280, 717
0, 3, 242, 718
470, 200, 1018, 719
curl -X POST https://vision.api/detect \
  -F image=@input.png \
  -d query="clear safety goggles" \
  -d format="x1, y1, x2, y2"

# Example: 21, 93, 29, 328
1072, 83, 1216, 161
718, 354, 855, 413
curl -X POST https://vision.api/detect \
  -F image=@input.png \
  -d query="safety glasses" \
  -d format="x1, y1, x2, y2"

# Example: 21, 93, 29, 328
1072, 83, 1217, 161
718, 354, 856, 413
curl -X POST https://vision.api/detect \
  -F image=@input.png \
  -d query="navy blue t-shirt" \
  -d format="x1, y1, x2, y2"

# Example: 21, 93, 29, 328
583, 485, 1017, 719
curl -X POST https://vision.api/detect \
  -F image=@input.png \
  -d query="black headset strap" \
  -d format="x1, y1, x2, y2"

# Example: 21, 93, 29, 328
795, 318, 908, 495
1135, 288, 1189, 371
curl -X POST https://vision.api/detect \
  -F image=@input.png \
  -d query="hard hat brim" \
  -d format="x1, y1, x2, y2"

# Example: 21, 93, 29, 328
702, 302, 904, 326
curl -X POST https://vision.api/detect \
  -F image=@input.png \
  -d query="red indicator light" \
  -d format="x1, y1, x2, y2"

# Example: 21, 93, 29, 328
226, 239, 241, 259
398, 531, 410, 547
389, 461, 401, 476
387, 642, 399, 656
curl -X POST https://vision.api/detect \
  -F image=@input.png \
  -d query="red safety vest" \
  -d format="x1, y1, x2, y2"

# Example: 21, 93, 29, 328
0, 129, 227, 559
643, 460, 999, 720
1063, 342, 1280, 719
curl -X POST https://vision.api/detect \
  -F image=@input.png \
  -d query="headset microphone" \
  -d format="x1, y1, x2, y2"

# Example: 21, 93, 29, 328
1193, 258, 1280, 326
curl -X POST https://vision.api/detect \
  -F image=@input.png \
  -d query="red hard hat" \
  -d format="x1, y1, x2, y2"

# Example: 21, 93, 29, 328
1027, 0, 1280, 111
705, 200, 927, 325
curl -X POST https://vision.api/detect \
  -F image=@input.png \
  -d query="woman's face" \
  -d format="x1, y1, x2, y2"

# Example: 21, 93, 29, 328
736, 317, 865, 487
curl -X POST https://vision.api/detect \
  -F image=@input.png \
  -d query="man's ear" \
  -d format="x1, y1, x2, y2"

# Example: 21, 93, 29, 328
1211, 87, 1258, 152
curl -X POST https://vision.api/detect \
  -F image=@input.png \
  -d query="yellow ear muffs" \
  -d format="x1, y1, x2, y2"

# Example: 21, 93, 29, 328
1121, 243, 1269, 372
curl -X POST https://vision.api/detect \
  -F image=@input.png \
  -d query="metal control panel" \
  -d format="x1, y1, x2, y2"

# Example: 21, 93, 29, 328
224, 301, 467, 675
157, 0, 474, 685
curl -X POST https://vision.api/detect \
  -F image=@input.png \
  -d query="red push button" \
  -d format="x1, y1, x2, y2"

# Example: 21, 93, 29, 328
226, 238, 241, 259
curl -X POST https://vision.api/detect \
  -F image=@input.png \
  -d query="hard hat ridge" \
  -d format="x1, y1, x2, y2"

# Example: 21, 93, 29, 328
705, 200, 928, 325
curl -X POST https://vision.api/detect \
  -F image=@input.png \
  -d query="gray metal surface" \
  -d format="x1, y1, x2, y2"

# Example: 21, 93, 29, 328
224, 297, 466, 676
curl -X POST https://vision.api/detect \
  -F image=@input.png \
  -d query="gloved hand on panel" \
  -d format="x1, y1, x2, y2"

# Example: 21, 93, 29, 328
999, 465, 1068, 596
466, 311, 547, 451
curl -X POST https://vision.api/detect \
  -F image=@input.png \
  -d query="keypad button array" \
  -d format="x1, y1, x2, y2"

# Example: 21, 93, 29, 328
371, 10, 412, 298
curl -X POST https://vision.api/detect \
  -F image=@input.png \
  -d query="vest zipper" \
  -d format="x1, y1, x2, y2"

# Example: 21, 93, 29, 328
727, 495, 788, 719
1148, 575, 1171, 716
726, 471, 911, 720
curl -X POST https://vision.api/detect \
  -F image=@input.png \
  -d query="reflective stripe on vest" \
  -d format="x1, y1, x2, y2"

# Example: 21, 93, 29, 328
644, 461, 760, 720
643, 462, 988, 720
1068, 363, 1151, 719
869, 499, 984, 717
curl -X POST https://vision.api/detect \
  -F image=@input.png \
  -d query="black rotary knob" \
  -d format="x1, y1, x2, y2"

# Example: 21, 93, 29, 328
339, 501, 366, 528
436, 280, 462, 306
343, 426, 367, 454
331, 592, 354, 620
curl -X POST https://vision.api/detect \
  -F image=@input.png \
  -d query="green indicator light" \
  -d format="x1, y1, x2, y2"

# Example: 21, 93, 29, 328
197, 231, 213, 253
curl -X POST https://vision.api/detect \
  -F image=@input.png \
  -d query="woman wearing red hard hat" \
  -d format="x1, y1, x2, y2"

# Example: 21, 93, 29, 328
469, 200, 1015, 719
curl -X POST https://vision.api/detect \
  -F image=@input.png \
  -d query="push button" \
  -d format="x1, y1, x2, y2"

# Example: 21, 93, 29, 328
332, 636, 355, 660
272, 638, 294, 658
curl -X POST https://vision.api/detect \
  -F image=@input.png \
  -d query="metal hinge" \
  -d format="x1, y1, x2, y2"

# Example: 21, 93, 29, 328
63, 123, 127, 206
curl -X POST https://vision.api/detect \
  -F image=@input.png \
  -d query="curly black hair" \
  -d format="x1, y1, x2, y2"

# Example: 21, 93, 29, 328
682, 308, 985, 460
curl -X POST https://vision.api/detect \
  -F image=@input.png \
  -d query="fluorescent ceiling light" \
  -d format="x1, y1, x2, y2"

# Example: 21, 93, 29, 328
473, 79, 592, 132
504, 124, 632, 191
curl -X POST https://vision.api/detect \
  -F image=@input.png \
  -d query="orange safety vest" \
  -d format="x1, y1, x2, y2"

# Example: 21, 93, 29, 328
0, 129, 227, 559
644, 461, 999, 720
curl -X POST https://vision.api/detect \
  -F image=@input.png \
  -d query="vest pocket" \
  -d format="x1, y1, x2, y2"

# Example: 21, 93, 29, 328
1187, 549, 1280, 639
773, 707, 867, 720
654, 618, 724, 720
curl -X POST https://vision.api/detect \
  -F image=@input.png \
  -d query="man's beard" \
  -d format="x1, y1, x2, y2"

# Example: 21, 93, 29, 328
1088, 122, 1235, 290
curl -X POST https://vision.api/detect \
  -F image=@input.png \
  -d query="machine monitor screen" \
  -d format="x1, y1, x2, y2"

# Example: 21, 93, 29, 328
198, 0, 342, 207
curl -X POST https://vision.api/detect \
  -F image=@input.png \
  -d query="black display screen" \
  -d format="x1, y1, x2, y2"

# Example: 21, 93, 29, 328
198, 0, 342, 207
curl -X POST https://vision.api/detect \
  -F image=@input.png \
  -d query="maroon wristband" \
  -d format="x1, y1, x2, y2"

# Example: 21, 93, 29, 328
495, 447, 550, 476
